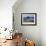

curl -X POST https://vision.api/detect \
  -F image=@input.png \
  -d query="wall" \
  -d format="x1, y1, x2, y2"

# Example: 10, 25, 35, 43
0, 0, 16, 30
0, 0, 17, 38
13, 0, 41, 46
40, 0, 46, 46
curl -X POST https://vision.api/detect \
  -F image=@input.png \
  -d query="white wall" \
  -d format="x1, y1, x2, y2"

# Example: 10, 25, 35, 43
13, 0, 41, 46
0, 0, 16, 30
40, 0, 46, 46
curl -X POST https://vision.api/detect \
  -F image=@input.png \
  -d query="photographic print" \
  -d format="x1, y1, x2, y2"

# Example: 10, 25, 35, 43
21, 13, 37, 26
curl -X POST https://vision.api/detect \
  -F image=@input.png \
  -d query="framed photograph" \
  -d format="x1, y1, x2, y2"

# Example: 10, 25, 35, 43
21, 13, 37, 26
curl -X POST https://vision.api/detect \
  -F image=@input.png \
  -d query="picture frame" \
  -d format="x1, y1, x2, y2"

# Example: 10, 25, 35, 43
21, 13, 37, 26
